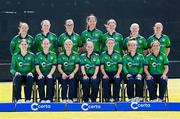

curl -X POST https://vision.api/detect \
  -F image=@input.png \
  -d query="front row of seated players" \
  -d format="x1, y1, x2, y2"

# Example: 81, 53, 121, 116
10, 38, 168, 103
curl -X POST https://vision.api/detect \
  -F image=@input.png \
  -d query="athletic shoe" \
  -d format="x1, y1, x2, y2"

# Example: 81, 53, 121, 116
62, 100, 67, 103
68, 99, 73, 103
17, 99, 23, 103
46, 100, 51, 103
40, 100, 46, 103
25, 100, 31, 103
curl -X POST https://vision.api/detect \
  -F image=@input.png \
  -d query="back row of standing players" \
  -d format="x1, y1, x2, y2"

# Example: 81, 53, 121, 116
10, 14, 170, 56
10, 14, 170, 103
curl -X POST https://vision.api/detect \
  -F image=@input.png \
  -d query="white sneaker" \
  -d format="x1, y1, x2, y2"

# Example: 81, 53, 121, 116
40, 100, 46, 103
46, 100, 51, 103
128, 98, 136, 102
62, 100, 67, 103
25, 100, 31, 103
68, 99, 73, 103
17, 99, 23, 103
110, 98, 115, 102
73, 98, 78, 102
150, 98, 158, 102
134, 97, 143, 102
157, 98, 163, 102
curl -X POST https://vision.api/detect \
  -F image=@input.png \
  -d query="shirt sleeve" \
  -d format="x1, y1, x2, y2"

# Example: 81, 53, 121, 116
52, 54, 57, 66
31, 54, 35, 73
95, 55, 100, 66
75, 54, 80, 64
10, 55, 17, 76
122, 56, 128, 75
163, 54, 169, 65
138, 55, 145, 74
78, 35, 83, 47
10, 37, 16, 55
35, 54, 40, 66
80, 55, 85, 66
100, 53, 105, 65
165, 36, 171, 48
57, 54, 63, 65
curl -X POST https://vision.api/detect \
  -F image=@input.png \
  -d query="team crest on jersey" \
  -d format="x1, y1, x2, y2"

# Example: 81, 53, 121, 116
128, 62, 132, 67
41, 62, 46, 67
18, 62, 23, 67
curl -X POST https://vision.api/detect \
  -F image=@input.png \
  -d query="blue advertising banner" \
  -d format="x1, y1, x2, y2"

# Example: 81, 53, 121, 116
16, 103, 65, 112
67, 103, 115, 111
116, 102, 166, 111
166, 103, 180, 111
0, 103, 15, 112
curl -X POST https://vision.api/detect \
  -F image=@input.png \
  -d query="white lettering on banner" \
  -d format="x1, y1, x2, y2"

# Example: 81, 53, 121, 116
31, 103, 51, 111
130, 102, 151, 110
81, 103, 101, 111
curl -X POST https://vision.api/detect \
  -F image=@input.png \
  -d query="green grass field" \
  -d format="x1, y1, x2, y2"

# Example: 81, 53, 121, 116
0, 79, 180, 119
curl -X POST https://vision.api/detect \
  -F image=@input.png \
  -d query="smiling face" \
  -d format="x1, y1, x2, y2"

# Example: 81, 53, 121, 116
19, 39, 28, 51
64, 39, 73, 51
87, 16, 97, 29
19, 23, 29, 34
130, 23, 139, 35
151, 41, 160, 53
65, 19, 74, 33
42, 38, 51, 51
86, 41, 94, 53
154, 22, 163, 35
107, 21, 116, 32
127, 40, 137, 52
41, 20, 51, 32
106, 39, 115, 50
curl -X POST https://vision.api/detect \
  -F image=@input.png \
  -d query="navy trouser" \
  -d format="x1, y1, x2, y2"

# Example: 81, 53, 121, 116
14, 75, 34, 101
61, 77, 75, 100
127, 75, 143, 99
37, 76, 55, 101
146, 74, 167, 100
81, 74, 99, 102
102, 72, 122, 101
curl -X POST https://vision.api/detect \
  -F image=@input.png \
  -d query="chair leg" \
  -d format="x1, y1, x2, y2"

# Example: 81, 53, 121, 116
121, 80, 125, 101
12, 79, 16, 102
55, 79, 59, 102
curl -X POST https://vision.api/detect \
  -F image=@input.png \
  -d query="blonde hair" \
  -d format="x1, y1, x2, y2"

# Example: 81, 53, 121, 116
65, 19, 74, 25
64, 39, 73, 45
18, 22, 29, 34
41, 19, 51, 26
104, 19, 117, 29
127, 40, 137, 47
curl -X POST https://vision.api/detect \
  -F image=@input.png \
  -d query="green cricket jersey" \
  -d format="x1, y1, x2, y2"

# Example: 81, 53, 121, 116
147, 34, 171, 55
35, 51, 57, 75
34, 32, 58, 53
100, 51, 122, 72
58, 51, 79, 74
122, 53, 144, 75
10, 52, 35, 76
81, 29, 103, 53
123, 35, 147, 55
80, 52, 100, 74
144, 52, 169, 75
10, 34, 34, 55
58, 32, 82, 52
102, 32, 123, 54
